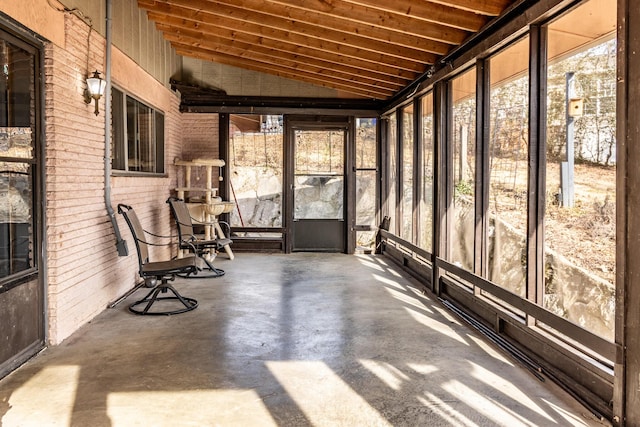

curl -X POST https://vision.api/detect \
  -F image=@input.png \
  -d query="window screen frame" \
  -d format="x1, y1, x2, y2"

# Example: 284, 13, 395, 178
111, 87, 165, 175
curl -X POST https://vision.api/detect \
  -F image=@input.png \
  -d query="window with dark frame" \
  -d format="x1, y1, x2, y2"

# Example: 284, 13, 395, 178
354, 117, 377, 250
542, 0, 616, 340
0, 33, 37, 281
227, 113, 284, 234
381, 0, 616, 346
386, 112, 398, 235
401, 104, 414, 243
448, 67, 477, 273
112, 87, 164, 174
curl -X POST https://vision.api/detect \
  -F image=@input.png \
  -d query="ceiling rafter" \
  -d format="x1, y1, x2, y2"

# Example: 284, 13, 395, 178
423, 0, 512, 16
155, 23, 412, 86
277, 0, 468, 45
207, 0, 466, 48
162, 32, 405, 93
173, 44, 395, 98
138, 0, 518, 100
149, 15, 420, 79
148, 0, 436, 63
138, 1, 430, 72
138, 0, 437, 73
341, 0, 496, 29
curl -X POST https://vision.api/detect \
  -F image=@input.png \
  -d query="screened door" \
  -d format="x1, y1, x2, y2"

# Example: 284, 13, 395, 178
292, 128, 346, 251
0, 27, 43, 378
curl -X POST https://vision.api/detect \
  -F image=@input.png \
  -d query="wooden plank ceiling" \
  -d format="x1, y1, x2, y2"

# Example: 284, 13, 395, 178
138, 0, 516, 100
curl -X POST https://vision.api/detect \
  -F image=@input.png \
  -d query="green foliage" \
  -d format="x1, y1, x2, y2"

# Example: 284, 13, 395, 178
455, 180, 473, 197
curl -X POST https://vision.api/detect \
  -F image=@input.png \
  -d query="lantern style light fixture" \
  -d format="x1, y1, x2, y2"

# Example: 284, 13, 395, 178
85, 70, 107, 116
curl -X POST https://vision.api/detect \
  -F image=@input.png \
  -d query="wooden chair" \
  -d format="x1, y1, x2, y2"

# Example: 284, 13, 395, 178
118, 204, 198, 315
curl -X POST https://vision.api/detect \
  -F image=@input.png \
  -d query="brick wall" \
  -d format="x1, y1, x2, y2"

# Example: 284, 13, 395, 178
177, 113, 222, 190
44, 13, 183, 344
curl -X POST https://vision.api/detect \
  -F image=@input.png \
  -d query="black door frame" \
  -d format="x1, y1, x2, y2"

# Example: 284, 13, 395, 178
284, 115, 356, 253
0, 16, 45, 379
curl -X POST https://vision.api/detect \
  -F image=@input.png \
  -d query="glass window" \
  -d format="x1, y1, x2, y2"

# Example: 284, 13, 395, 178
544, 0, 616, 340
228, 114, 283, 231
449, 68, 476, 272
401, 104, 414, 242
0, 38, 36, 280
294, 129, 344, 220
386, 112, 397, 234
112, 89, 125, 170
487, 36, 530, 297
355, 118, 377, 250
112, 88, 164, 174
420, 92, 434, 253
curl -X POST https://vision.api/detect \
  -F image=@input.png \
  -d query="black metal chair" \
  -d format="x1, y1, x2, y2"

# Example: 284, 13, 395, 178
167, 197, 232, 278
118, 203, 198, 315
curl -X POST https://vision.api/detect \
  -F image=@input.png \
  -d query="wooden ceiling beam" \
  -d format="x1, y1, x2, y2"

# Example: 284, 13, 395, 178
427, 0, 512, 16
152, 17, 417, 80
162, 32, 405, 92
172, 44, 395, 99
156, 23, 412, 86
150, 0, 437, 63
262, 0, 469, 45
139, 2, 429, 73
138, 0, 517, 100
342, 0, 491, 31
204, 0, 461, 51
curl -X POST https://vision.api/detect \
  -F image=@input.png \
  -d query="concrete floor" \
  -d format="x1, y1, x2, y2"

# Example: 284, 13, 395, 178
0, 253, 609, 426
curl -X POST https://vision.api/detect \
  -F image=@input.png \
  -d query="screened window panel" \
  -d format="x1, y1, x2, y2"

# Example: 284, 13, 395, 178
487, 36, 530, 297
420, 93, 434, 253
387, 113, 397, 234
449, 68, 477, 272
228, 114, 283, 229
401, 105, 414, 242
543, 0, 617, 340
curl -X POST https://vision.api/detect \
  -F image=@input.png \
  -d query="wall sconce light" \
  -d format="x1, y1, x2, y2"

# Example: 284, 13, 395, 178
84, 70, 107, 116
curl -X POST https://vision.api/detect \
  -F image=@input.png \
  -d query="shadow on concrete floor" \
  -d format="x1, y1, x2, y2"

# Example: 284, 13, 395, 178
0, 253, 610, 427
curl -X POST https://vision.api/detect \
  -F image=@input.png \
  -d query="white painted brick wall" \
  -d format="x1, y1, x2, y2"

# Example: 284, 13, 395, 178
44, 14, 184, 344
